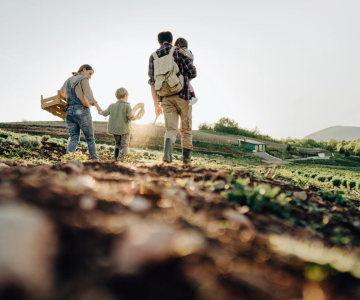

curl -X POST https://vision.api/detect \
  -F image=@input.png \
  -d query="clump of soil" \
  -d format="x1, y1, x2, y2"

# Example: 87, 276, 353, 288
0, 162, 359, 300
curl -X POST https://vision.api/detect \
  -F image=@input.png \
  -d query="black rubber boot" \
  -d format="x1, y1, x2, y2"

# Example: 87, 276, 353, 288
163, 138, 173, 163
183, 148, 192, 167
114, 148, 120, 160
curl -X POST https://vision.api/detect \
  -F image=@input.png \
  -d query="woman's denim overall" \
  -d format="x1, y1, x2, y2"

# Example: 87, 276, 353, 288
65, 76, 98, 160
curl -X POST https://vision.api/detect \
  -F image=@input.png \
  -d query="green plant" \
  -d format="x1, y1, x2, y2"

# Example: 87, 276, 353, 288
5, 137, 19, 146
332, 179, 342, 187
348, 181, 356, 190
41, 135, 51, 142
311, 174, 317, 178
327, 176, 333, 181
61, 152, 89, 163
342, 179, 348, 188
345, 150, 350, 157
339, 148, 345, 154
319, 190, 356, 211
18, 136, 42, 148
223, 178, 291, 219
317, 176, 326, 182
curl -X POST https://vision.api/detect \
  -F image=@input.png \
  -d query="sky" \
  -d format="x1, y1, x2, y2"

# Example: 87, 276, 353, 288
1, 0, 359, 140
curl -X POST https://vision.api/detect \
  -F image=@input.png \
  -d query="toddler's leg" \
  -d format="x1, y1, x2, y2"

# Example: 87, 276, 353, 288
189, 84, 198, 106
113, 135, 121, 160
121, 133, 130, 155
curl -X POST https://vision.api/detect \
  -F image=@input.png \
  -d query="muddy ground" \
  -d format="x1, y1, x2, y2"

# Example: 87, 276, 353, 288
0, 161, 360, 300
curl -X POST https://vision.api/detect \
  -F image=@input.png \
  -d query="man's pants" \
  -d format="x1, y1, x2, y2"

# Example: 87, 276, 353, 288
162, 94, 192, 150
66, 107, 98, 160
113, 133, 130, 155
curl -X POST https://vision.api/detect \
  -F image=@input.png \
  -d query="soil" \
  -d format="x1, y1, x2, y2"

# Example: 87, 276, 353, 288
0, 161, 360, 300
0, 142, 67, 162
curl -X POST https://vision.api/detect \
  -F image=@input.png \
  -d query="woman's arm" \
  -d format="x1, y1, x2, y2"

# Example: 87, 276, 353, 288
81, 79, 102, 111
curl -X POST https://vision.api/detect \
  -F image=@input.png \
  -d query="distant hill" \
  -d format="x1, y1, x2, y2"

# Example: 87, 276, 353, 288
304, 126, 360, 142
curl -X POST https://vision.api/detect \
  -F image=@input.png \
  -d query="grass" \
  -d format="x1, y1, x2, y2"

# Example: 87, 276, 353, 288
0, 129, 262, 169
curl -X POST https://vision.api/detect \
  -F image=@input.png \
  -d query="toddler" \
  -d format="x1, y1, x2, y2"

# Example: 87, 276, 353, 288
175, 37, 198, 106
99, 87, 137, 159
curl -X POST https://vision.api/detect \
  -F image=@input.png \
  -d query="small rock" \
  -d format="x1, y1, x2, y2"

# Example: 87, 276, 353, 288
61, 161, 83, 174
0, 163, 10, 170
293, 191, 308, 201
19, 161, 27, 167
128, 196, 152, 212
0, 203, 57, 298
79, 195, 97, 210
70, 160, 84, 169
222, 209, 253, 229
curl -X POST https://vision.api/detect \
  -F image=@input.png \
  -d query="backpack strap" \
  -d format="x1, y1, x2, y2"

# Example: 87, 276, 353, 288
152, 52, 159, 60
169, 46, 176, 55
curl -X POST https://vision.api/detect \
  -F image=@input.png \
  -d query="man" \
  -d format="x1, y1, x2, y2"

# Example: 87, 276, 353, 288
148, 31, 197, 166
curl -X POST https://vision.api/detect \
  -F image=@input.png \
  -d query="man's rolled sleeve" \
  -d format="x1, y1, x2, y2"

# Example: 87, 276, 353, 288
81, 79, 97, 105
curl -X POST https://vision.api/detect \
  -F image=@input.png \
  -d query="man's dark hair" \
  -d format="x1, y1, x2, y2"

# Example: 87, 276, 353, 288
77, 64, 94, 73
158, 31, 173, 44
175, 37, 188, 48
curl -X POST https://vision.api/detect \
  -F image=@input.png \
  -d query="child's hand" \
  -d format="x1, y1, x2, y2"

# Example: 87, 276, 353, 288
179, 49, 186, 56
98, 111, 103, 115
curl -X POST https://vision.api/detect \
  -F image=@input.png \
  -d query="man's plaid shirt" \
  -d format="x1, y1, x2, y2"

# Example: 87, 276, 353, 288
148, 42, 197, 100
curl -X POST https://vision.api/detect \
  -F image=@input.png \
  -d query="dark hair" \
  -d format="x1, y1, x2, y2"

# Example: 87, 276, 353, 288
175, 37, 188, 48
77, 64, 94, 73
158, 31, 173, 44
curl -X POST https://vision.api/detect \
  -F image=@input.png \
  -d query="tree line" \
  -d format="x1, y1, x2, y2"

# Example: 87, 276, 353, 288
199, 118, 360, 154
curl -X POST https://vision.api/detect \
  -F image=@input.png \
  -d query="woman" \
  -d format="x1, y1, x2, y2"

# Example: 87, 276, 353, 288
59, 64, 102, 161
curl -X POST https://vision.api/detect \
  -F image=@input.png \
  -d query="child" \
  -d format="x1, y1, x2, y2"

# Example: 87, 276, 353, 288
175, 37, 198, 106
98, 87, 137, 159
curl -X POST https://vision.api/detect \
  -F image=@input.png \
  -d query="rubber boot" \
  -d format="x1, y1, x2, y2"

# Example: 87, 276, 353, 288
183, 148, 192, 167
114, 148, 120, 160
163, 138, 173, 163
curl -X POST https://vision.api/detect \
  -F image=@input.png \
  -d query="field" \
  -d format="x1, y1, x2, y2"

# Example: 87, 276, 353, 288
1, 126, 360, 300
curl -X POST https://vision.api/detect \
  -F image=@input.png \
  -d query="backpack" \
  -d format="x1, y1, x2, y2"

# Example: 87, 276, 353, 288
152, 47, 184, 97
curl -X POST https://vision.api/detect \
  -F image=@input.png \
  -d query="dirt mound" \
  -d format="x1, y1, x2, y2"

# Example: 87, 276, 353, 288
0, 162, 359, 300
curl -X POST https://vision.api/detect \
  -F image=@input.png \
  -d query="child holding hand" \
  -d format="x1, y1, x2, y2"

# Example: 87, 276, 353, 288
99, 87, 137, 159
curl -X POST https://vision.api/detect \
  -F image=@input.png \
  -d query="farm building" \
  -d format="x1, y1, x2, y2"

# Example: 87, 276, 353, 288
238, 138, 267, 152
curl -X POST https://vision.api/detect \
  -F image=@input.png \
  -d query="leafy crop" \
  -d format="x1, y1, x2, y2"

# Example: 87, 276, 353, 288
223, 178, 291, 219
318, 190, 356, 211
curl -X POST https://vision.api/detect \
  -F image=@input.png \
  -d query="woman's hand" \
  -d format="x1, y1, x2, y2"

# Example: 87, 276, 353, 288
94, 103, 102, 112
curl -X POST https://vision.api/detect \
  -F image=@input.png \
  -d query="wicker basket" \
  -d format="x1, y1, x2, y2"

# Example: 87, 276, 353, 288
41, 90, 67, 119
